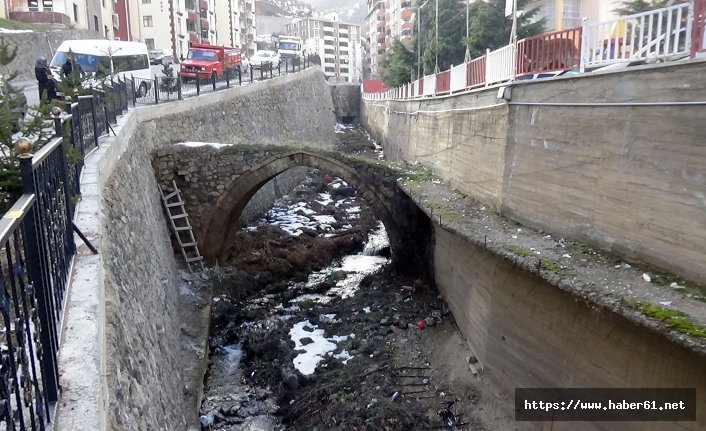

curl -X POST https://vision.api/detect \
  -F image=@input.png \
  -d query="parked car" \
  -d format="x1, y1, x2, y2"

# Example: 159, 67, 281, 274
0, 75, 27, 132
149, 49, 174, 65
250, 50, 280, 70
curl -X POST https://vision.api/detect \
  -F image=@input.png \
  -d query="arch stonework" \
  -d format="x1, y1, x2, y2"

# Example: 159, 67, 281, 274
198, 150, 431, 271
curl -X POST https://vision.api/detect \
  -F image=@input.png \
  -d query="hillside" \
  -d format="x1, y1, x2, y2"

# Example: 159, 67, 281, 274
255, 0, 366, 24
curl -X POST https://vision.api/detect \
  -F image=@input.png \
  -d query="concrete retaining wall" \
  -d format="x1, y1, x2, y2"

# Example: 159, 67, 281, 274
2, 29, 102, 82
434, 227, 706, 430
330, 83, 361, 122
361, 60, 706, 285
362, 90, 508, 208
56, 67, 336, 431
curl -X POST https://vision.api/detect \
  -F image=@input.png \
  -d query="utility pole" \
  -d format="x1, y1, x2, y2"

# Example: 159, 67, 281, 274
464, 0, 470, 62
417, 0, 430, 79
434, 0, 439, 73
509, 0, 518, 44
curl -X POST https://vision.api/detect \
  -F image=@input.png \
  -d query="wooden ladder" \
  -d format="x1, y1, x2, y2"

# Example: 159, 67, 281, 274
160, 180, 204, 272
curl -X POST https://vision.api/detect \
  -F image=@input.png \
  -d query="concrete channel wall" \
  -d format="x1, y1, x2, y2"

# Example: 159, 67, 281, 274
56, 67, 336, 430
362, 60, 706, 286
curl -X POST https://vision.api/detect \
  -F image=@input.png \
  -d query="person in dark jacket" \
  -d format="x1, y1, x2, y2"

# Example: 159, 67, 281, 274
45, 71, 58, 101
35, 57, 49, 101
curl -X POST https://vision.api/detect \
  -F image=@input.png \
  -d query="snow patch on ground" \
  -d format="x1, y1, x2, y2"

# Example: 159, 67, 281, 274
177, 141, 231, 148
0, 28, 33, 33
289, 320, 349, 375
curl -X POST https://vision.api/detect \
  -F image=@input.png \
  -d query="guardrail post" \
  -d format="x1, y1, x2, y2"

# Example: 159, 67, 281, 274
18, 154, 60, 404
226, 69, 230, 88
250, 65, 253, 83
177, 76, 183, 100
278, 60, 281, 76
90, 96, 99, 148
53, 111, 62, 137
130, 74, 137, 105
238, 66, 242, 85
212, 73, 216, 91
154, 76, 160, 104
260, 65, 264, 81
270, 63, 274, 78
196, 76, 201, 95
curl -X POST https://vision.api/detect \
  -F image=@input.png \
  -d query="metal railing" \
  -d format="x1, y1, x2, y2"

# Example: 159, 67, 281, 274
486, 43, 516, 85
517, 26, 582, 76
581, 2, 691, 69
362, 1, 702, 100
130, 55, 314, 106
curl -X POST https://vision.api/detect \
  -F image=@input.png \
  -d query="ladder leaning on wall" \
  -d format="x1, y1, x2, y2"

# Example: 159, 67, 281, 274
159, 180, 204, 272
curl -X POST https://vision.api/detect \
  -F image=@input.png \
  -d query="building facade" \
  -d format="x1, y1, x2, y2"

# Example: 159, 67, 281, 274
7, 0, 113, 34
111, 0, 256, 59
286, 12, 362, 83
528, 0, 621, 31
212, 0, 256, 56
364, 0, 414, 79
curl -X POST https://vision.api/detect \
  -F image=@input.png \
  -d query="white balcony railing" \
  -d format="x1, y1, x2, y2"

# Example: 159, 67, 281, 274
422, 74, 435, 96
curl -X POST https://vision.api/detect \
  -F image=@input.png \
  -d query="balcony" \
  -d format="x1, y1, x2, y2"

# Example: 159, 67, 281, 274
8, 9, 71, 28
187, 10, 197, 22
112, 13, 119, 28
401, 21, 412, 31
199, 0, 208, 10
189, 31, 199, 43
201, 18, 209, 30
400, 8, 413, 21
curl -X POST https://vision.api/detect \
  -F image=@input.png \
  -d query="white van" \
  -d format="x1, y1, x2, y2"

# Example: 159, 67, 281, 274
49, 39, 152, 96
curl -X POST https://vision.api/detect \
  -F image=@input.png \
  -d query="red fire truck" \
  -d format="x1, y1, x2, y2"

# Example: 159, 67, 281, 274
179, 43, 241, 81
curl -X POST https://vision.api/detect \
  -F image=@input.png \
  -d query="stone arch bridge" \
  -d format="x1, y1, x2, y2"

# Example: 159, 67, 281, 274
152, 144, 432, 269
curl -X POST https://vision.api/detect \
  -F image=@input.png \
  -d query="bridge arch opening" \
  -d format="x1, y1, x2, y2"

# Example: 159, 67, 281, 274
200, 150, 429, 272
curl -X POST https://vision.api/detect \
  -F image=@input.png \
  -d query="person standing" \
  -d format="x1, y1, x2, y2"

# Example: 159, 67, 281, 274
35, 57, 49, 101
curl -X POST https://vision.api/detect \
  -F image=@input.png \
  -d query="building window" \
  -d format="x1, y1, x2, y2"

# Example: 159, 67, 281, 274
102, 0, 105, 6
73, 3, 79, 21
104, 25, 109, 38
143, 15, 153, 27
314, 21, 319, 28
142, 0, 150, 3
145, 38, 155, 50
314, 30, 319, 37
94, 15, 99, 31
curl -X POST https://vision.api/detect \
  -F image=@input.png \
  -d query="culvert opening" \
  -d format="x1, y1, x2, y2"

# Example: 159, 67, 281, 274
339, 115, 358, 124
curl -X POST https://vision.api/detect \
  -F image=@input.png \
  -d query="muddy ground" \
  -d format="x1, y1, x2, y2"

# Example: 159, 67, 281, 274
198, 126, 484, 430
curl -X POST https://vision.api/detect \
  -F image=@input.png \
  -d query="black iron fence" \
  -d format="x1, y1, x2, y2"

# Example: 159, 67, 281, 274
129, 54, 313, 105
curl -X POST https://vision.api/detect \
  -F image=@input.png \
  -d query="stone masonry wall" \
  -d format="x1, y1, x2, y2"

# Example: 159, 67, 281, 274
362, 61, 706, 285
96, 68, 334, 430
101, 125, 188, 431
3, 29, 102, 82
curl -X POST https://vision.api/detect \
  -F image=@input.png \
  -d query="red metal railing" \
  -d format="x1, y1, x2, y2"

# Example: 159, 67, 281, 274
516, 26, 582, 76
466, 55, 486, 87
417, 78, 423, 96
435, 70, 451, 94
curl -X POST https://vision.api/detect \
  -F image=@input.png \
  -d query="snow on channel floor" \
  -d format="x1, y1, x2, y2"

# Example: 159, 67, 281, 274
177, 141, 231, 148
289, 319, 353, 375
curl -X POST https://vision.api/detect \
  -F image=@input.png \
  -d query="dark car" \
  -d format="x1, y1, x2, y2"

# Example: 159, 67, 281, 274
0, 76, 27, 132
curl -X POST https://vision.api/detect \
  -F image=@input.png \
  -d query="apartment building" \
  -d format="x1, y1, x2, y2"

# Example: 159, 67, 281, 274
285, 12, 362, 83
212, 0, 256, 56
7, 0, 113, 35
111, 0, 255, 60
528, 0, 621, 31
364, 0, 385, 78
364, 0, 414, 79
